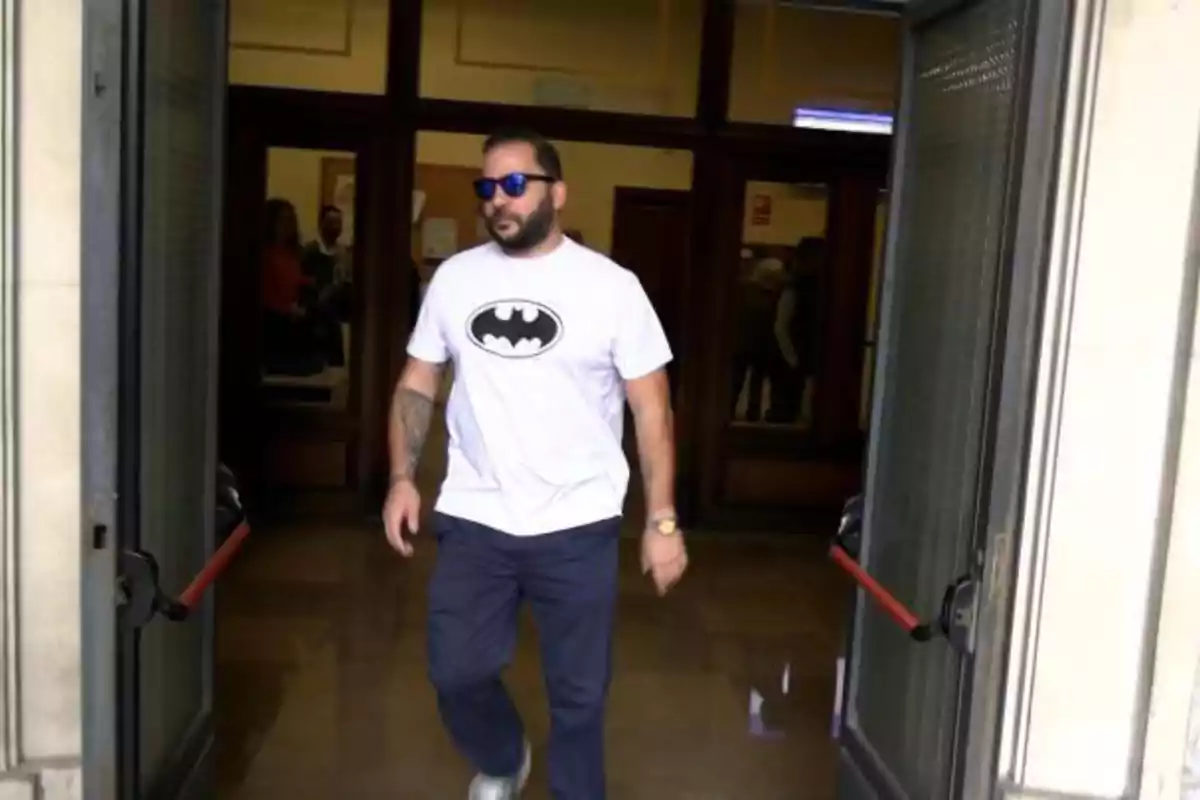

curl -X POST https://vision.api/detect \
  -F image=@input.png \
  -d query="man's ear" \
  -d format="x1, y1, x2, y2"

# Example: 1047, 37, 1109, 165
552, 180, 568, 211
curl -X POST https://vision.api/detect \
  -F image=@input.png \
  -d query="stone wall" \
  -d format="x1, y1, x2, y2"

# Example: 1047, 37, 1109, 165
0, 0, 84, 796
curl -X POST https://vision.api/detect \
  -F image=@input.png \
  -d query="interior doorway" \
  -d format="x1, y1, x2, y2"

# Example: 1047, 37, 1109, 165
217, 97, 397, 520
610, 186, 692, 513
610, 187, 691, 398
689, 148, 879, 532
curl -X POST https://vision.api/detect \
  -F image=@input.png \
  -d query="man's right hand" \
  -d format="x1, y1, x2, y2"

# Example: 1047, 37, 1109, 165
383, 476, 421, 556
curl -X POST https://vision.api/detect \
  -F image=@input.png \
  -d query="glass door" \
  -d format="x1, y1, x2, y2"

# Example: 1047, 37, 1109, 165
109, 0, 228, 796
835, 0, 1070, 796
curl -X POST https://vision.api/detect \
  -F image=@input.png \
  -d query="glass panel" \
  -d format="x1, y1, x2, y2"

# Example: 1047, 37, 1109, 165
730, 181, 828, 428
261, 148, 357, 410
228, 0, 388, 94
850, 0, 1025, 795
729, 4, 902, 126
859, 194, 888, 430
419, 0, 703, 116
137, 0, 223, 789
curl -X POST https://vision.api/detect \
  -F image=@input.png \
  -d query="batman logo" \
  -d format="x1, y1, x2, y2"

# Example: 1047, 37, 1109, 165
466, 300, 563, 358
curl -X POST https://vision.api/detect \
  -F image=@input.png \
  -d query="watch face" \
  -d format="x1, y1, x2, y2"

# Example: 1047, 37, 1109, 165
657, 518, 678, 535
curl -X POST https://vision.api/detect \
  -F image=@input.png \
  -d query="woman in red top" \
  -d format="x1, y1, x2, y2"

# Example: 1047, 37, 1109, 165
262, 198, 310, 314
261, 198, 321, 375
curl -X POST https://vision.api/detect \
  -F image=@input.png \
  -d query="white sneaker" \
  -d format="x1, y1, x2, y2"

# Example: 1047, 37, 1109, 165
468, 741, 532, 800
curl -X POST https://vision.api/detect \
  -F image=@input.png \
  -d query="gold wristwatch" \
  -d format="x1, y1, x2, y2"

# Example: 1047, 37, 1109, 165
649, 511, 679, 536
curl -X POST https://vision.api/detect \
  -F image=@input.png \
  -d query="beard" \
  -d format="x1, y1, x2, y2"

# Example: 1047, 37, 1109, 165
485, 195, 556, 254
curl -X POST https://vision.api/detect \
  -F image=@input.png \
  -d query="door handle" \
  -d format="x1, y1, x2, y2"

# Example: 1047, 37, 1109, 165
118, 464, 250, 630
118, 549, 189, 627
118, 519, 250, 630
831, 495, 978, 652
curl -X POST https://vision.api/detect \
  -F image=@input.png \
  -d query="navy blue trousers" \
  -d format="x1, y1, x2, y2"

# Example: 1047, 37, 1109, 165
426, 513, 620, 800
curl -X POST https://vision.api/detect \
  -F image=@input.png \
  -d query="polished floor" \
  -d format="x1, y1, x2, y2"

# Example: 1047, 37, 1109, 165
214, 430, 850, 798
213, 519, 849, 799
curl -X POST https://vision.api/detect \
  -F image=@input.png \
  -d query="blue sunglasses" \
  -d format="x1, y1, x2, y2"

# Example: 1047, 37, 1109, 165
472, 173, 556, 201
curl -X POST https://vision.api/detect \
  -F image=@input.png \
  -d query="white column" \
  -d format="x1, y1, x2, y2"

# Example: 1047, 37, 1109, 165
999, 0, 1200, 798
1137, 264, 1200, 800
0, 0, 85, 797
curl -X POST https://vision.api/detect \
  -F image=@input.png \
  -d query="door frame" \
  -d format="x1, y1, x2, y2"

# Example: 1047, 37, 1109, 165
952, 0, 1076, 794
609, 187, 692, 388
690, 144, 887, 528
81, 0, 230, 796
835, 0, 1076, 797
221, 89, 394, 506
81, 0, 128, 795
609, 186, 692, 361
609, 186, 693, 514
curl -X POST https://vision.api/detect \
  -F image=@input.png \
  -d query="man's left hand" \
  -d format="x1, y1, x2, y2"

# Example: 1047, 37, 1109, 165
641, 525, 688, 596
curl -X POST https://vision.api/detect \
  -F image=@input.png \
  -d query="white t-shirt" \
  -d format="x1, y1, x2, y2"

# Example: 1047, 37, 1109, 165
407, 238, 672, 536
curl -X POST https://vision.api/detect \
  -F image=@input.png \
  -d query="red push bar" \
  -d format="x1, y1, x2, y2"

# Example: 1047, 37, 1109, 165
178, 520, 251, 612
830, 543, 930, 639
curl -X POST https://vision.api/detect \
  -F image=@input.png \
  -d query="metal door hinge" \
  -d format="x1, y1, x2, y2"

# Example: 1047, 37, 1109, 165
835, 494, 864, 558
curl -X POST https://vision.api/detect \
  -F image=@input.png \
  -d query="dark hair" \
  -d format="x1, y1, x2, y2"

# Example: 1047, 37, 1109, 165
319, 204, 342, 222
264, 197, 298, 247
482, 126, 564, 181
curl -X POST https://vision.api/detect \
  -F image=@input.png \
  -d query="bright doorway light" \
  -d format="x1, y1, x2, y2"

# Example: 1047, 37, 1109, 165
793, 107, 894, 134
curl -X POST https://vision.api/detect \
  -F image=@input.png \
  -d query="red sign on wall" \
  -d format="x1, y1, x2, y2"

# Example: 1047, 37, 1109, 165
751, 194, 772, 226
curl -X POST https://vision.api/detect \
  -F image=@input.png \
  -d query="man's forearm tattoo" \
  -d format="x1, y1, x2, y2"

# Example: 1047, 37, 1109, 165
391, 387, 433, 481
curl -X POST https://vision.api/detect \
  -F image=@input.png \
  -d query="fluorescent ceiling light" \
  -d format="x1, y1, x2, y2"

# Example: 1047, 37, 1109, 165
793, 107, 894, 135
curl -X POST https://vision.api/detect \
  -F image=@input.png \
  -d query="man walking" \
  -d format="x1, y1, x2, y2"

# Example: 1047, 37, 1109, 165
382, 127, 687, 800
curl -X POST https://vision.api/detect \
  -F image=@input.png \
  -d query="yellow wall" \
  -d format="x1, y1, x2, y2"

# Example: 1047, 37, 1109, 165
229, 0, 389, 94
419, 0, 703, 117
416, 132, 693, 254
729, 5, 901, 123
229, 0, 900, 122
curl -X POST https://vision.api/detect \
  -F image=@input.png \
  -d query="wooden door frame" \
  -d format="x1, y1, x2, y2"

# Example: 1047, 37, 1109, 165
609, 185, 693, 380
686, 143, 889, 528
220, 90, 393, 501
609, 186, 695, 513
